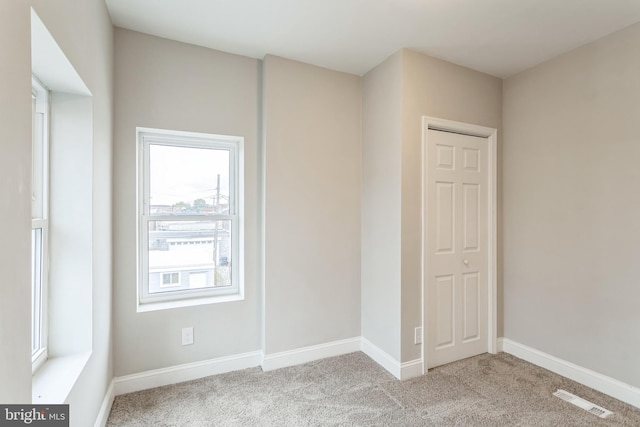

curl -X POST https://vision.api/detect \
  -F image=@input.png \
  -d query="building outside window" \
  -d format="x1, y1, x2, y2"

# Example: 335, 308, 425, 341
160, 272, 181, 288
137, 128, 244, 309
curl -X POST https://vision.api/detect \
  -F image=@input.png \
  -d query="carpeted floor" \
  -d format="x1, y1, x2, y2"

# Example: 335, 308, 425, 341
107, 352, 640, 426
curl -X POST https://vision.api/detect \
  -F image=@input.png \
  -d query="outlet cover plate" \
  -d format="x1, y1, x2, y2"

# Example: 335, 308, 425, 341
182, 327, 194, 346
414, 327, 423, 345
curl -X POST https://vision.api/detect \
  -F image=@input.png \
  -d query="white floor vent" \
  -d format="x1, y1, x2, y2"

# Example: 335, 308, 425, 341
553, 389, 613, 419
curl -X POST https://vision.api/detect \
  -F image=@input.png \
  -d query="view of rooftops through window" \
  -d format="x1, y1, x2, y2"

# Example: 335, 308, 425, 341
147, 144, 232, 294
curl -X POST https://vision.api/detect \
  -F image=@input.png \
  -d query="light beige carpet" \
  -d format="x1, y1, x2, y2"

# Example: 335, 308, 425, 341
107, 352, 640, 426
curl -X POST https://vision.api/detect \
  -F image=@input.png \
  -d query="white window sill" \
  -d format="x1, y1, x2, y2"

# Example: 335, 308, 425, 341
137, 292, 244, 313
32, 352, 91, 404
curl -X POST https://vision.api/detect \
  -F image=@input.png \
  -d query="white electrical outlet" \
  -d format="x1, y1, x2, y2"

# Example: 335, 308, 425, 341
182, 327, 194, 346
414, 327, 423, 345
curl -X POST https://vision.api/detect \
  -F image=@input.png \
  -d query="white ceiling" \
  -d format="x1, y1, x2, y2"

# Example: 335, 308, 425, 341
105, 0, 640, 78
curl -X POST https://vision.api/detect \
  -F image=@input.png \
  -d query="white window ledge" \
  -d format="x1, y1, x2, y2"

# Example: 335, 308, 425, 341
137, 292, 244, 313
32, 352, 91, 404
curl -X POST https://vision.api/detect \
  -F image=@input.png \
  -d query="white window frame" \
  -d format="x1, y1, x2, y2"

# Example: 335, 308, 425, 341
137, 128, 244, 312
32, 76, 49, 373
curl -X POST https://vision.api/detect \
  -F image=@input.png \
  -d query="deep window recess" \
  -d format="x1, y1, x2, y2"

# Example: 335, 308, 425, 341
138, 128, 243, 309
32, 76, 49, 372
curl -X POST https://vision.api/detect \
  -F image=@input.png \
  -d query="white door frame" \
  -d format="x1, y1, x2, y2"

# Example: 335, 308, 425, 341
421, 116, 498, 373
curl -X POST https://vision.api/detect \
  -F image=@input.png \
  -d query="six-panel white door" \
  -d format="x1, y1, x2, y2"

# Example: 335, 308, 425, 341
426, 129, 488, 368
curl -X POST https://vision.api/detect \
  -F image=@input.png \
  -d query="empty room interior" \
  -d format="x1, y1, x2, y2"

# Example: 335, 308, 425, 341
1, 0, 640, 425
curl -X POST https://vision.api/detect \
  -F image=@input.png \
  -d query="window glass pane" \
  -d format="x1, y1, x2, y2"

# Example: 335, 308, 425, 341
148, 219, 232, 294
31, 228, 43, 355
31, 100, 44, 219
149, 144, 229, 216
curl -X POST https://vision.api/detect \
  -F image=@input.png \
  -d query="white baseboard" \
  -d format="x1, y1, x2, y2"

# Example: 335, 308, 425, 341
360, 338, 423, 380
113, 351, 262, 396
400, 358, 424, 380
93, 380, 115, 427
109, 336, 426, 403
96, 336, 639, 425
501, 338, 640, 409
262, 337, 361, 372
361, 338, 401, 379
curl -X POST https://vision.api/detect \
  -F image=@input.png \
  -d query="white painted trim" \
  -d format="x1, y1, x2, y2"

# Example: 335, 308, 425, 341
103, 337, 427, 413
360, 338, 424, 380
400, 359, 424, 380
361, 338, 401, 379
114, 351, 262, 396
502, 338, 640, 409
93, 380, 115, 427
496, 337, 504, 352
421, 116, 498, 370
262, 337, 361, 372
136, 128, 245, 311
32, 352, 91, 404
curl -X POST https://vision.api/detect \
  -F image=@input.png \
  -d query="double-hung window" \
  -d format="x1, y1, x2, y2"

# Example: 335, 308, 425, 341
138, 128, 243, 310
31, 77, 49, 371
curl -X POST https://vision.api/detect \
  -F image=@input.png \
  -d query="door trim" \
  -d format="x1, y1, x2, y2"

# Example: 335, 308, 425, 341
421, 116, 498, 373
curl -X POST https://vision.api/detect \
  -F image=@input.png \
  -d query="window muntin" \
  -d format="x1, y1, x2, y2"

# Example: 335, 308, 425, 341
138, 129, 242, 307
31, 77, 49, 371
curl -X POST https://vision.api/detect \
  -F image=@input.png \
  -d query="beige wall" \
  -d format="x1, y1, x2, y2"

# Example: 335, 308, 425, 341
401, 49, 503, 361
0, 1, 113, 425
503, 22, 640, 387
0, 0, 32, 403
262, 55, 362, 354
0, 0, 31, 403
361, 52, 403, 360
113, 35, 362, 372
2, 1, 634, 421
361, 49, 502, 364
113, 29, 261, 375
